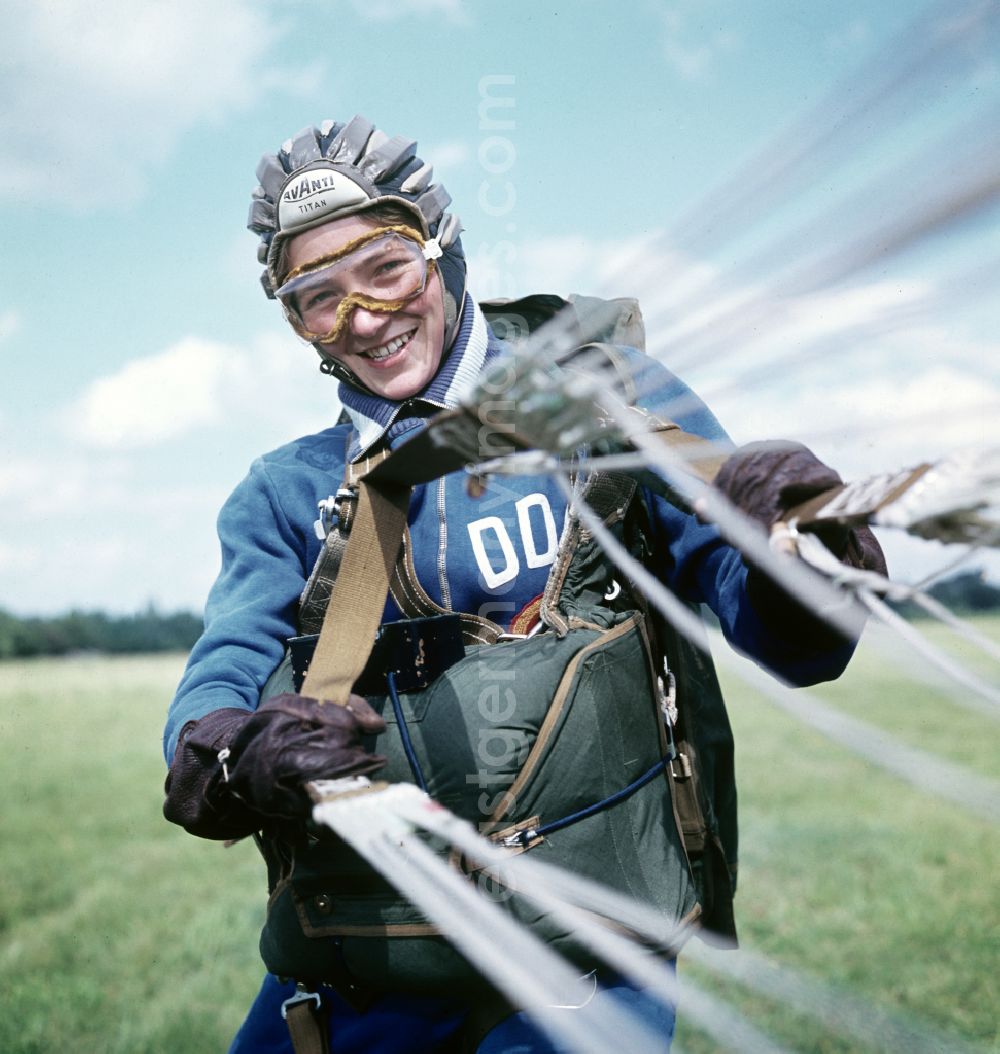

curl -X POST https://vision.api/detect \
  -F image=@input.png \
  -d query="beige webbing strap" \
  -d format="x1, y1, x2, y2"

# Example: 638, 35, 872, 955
389, 528, 505, 645
299, 445, 394, 635
300, 476, 410, 705
648, 421, 729, 486
285, 998, 330, 1054
783, 461, 934, 527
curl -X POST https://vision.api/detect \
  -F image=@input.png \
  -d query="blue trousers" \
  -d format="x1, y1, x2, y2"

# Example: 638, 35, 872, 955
228, 972, 675, 1053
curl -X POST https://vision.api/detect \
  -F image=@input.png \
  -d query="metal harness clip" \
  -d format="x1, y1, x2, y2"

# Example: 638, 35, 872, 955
502, 828, 537, 849
656, 661, 679, 761
657, 662, 678, 728
313, 487, 359, 540
281, 982, 322, 1020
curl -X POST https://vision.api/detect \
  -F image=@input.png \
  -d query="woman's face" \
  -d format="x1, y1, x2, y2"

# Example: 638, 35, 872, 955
283, 213, 447, 401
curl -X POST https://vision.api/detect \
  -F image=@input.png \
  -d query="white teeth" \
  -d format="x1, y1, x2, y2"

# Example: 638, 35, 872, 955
366, 329, 415, 361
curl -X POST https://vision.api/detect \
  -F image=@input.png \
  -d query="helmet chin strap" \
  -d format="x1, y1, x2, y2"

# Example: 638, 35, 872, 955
317, 354, 360, 386
442, 287, 463, 350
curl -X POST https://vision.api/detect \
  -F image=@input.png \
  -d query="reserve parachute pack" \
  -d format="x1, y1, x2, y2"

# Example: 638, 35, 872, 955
256, 294, 738, 998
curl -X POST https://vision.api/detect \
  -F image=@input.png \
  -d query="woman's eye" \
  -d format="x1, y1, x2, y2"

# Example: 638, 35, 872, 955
376, 257, 408, 276
302, 289, 335, 312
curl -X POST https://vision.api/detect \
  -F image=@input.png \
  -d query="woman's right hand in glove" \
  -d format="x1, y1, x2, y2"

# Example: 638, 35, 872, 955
226, 692, 387, 820
163, 692, 386, 839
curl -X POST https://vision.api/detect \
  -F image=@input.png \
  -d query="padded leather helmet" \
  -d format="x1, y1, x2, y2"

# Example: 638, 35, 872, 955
248, 115, 467, 367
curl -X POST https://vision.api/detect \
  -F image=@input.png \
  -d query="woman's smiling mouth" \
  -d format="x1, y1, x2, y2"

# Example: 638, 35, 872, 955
362, 328, 418, 364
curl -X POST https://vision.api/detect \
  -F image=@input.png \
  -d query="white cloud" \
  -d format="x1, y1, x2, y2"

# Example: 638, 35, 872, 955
0, 0, 280, 207
2, 325, 347, 612
71, 338, 241, 446
348, 0, 468, 22
0, 447, 231, 613
0, 536, 43, 572
0, 447, 134, 522
0, 309, 20, 342
657, 5, 741, 82
826, 17, 872, 54
67, 332, 341, 450
469, 230, 713, 306
424, 140, 472, 174
758, 281, 930, 345
715, 363, 999, 472
470, 234, 592, 302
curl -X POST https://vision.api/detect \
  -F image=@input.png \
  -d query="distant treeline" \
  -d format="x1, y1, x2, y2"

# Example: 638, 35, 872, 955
889, 570, 1000, 618
0, 569, 997, 659
0, 606, 203, 659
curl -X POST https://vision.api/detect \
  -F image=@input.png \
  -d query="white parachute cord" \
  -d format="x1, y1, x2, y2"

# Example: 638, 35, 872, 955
474, 0, 1000, 449
662, 0, 1000, 263
589, 0, 1000, 355
471, 419, 1000, 710
857, 589, 1000, 716
388, 784, 694, 951
386, 785, 792, 1053
603, 415, 871, 641
592, 396, 1000, 710
909, 525, 1000, 592
641, 119, 1000, 376
670, 978, 793, 1054
907, 592, 1000, 664
552, 470, 1000, 827
681, 260, 1000, 413
313, 790, 667, 1053
869, 448, 1000, 546
735, 661, 1000, 826
387, 834, 669, 1051
682, 941, 986, 1054
375, 609, 995, 1051
792, 533, 1000, 709
768, 403, 1000, 476
795, 529, 1000, 660
432, 801, 990, 1054
675, 296, 925, 412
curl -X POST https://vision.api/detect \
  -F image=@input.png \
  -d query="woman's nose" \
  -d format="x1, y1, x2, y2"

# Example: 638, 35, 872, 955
348, 304, 389, 338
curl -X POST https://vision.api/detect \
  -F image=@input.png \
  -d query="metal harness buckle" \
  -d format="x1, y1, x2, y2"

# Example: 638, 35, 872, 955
657, 661, 678, 728
657, 660, 679, 761
496, 620, 546, 643
280, 982, 322, 1020
313, 487, 359, 540
502, 828, 538, 849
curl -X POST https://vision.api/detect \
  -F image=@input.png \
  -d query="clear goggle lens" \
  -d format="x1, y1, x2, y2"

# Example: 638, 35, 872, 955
275, 226, 440, 345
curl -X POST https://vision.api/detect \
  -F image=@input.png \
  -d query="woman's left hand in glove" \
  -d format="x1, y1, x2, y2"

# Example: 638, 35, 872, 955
713, 440, 886, 571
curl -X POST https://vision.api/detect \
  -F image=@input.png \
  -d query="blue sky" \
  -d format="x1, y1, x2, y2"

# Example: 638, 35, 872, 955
2, 0, 998, 614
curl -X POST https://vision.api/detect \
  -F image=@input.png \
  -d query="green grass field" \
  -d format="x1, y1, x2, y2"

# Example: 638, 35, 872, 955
1, 620, 997, 1053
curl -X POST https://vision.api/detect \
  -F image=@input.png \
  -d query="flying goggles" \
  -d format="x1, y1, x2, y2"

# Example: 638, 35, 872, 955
274, 224, 442, 345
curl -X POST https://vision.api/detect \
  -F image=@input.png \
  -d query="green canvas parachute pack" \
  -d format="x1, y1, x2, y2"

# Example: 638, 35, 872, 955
255, 295, 739, 999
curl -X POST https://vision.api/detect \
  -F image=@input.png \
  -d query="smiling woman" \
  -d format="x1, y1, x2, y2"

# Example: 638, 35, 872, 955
161, 114, 885, 1054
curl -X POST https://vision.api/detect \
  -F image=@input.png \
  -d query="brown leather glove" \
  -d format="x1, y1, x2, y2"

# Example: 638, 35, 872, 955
163, 693, 387, 838
714, 440, 887, 643
163, 707, 264, 840
225, 693, 387, 821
